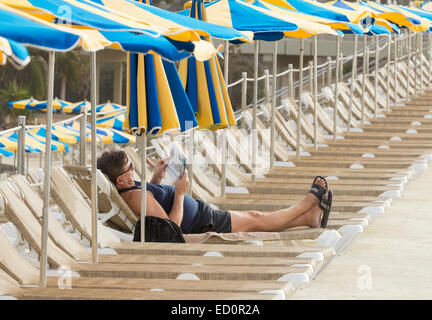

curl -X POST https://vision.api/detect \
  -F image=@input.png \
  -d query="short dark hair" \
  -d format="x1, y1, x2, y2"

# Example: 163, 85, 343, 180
97, 150, 128, 185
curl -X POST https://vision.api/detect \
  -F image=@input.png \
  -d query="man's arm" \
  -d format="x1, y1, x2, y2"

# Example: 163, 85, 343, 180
123, 172, 190, 228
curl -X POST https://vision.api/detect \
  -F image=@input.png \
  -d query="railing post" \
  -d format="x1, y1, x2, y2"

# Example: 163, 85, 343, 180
241, 72, 247, 129
17, 115, 26, 175
224, 40, 229, 90
361, 36, 367, 125
429, 32, 432, 90
374, 35, 379, 120
348, 35, 358, 132
264, 69, 273, 168
288, 64, 294, 98
334, 37, 340, 141
327, 56, 332, 87
394, 33, 398, 106
313, 36, 318, 150
271, 41, 277, 169
252, 40, 259, 182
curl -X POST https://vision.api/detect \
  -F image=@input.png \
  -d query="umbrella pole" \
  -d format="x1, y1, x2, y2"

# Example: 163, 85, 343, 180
313, 36, 318, 150
188, 129, 194, 197
394, 33, 398, 106
221, 40, 231, 199
362, 36, 367, 126
374, 35, 379, 120
224, 40, 229, 86
252, 40, 259, 182
140, 134, 147, 242
419, 32, 423, 94
40, 51, 55, 288
333, 36, 340, 142
270, 41, 277, 168
386, 35, 391, 113
407, 30, 411, 102
90, 51, 98, 264
348, 35, 358, 132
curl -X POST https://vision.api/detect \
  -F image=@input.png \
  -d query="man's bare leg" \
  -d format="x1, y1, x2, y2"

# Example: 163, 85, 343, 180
230, 177, 327, 233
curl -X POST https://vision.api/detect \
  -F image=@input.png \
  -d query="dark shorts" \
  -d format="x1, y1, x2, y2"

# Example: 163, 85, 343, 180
189, 199, 232, 234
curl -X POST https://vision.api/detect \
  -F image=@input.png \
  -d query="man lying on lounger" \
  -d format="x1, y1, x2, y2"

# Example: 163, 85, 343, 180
97, 150, 332, 235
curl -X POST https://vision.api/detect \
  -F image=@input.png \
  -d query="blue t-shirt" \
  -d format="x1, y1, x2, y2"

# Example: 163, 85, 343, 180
123, 181, 199, 233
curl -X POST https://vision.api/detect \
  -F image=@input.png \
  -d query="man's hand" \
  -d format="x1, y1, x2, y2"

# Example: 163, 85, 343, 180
150, 158, 169, 185
174, 170, 190, 196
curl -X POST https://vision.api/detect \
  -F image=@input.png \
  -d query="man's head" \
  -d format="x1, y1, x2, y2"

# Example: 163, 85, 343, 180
97, 150, 134, 188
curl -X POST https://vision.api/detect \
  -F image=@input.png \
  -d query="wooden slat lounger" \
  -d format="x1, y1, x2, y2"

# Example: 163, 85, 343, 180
0, 179, 331, 294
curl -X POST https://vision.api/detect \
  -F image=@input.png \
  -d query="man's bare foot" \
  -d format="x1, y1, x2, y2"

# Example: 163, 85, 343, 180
301, 177, 327, 210
303, 203, 324, 228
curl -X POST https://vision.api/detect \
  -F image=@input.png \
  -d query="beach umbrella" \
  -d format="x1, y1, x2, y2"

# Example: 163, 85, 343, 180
28, 127, 79, 145
0, 147, 13, 157
251, 0, 366, 35
64, 122, 113, 144
358, 1, 429, 32
1, 0, 220, 62
1, 0, 230, 280
7, 97, 40, 110
96, 112, 126, 131
86, 0, 254, 43
0, 36, 30, 69
0, 135, 40, 153
2, 131, 67, 153
35, 98, 70, 112
92, 101, 125, 114
62, 101, 92, 114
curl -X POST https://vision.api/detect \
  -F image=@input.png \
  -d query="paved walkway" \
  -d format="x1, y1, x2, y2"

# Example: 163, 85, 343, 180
293, 165, 432, 300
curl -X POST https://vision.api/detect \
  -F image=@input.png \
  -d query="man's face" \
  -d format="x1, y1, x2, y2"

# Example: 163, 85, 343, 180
116, 159, 135, 187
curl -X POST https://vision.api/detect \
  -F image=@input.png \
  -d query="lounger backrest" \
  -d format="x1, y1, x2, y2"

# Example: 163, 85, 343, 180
0, 180, 75, 268
0, 229, 39, 285
0, 268, 20, 296
62, 165, 137, 233
50, 167, 121, 248
10, 174, 91, 262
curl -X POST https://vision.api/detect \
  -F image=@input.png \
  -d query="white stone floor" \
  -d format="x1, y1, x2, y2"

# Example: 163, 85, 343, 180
292, 165, 432, 300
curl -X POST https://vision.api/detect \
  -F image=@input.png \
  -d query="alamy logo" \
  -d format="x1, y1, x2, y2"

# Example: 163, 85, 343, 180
57, 265, 73, 290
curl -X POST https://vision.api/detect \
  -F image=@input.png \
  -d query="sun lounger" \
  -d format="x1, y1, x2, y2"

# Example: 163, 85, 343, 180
0, 178, 335, 293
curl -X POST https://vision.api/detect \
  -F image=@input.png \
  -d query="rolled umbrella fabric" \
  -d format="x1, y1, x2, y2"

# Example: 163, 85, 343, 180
178, 0, 238, 130
123, 0, 199, 136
